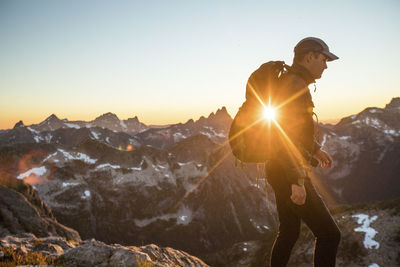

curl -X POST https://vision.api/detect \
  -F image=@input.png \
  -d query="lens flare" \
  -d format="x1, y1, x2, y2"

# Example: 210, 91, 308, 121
170, 80, 339, 212
263, 106, 277, 121
17, 149, 55, 185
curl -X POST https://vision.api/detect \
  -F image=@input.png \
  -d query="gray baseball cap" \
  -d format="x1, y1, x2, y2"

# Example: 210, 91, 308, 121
294, 37, 339, 61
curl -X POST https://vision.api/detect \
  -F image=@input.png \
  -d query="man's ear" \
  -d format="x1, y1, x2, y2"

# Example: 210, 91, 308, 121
305, 51, 313, 64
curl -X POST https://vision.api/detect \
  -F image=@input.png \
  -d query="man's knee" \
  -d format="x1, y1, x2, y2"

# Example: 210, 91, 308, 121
316, 224, 341, 246
277, 225, 301, 244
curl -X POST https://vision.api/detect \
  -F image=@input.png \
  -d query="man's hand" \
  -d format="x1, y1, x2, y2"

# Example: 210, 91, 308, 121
291, 184, 306, 205
314, 149, 333, 169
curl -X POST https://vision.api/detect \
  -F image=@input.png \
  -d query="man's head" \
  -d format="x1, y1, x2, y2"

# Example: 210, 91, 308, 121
293, 37, 338, 80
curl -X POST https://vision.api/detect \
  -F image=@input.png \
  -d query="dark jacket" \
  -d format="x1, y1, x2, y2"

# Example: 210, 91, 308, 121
271, 63, 321, 184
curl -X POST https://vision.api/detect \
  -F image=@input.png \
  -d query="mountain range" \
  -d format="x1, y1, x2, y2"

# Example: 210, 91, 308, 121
0, 97, 399, 266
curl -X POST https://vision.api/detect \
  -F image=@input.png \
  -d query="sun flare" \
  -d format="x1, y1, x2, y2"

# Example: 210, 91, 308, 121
263, 106, 277, 121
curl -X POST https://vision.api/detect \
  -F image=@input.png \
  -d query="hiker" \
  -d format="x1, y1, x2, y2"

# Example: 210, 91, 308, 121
265, 37, 341, 267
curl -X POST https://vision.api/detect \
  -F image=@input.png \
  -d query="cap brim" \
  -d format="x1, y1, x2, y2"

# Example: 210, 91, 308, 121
322, 51, 339, 61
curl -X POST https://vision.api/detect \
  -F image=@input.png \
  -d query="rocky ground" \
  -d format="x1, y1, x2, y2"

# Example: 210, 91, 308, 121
1, 235, 208, 266
203, 197, 400, 267
0, 180, 209, 267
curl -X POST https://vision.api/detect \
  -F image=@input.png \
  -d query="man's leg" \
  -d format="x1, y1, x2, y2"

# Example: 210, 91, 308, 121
289, 178, 341, 267
267, 162, 302, 267
269, 189, 301, 267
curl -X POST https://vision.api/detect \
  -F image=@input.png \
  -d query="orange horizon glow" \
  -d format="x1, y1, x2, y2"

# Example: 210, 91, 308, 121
1, 95, 396, 130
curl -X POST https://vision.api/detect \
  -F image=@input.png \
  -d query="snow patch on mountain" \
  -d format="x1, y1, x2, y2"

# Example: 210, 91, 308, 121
104, 158, 206, 189
64, 123, 80, 129
62, 181, 80, 187
17, 166, 47, 180
173, 132, 187, 142
90, 131, 100, 139
201, 126, 226, 138
130, 160, 144, 171
42, 151, 58, 163
120, 120, 127, 129
153, 164, 167, 170
383, 129, 400, 136
249, 218, 270, 233
352, 213, 380, 249
350, 116, 399, 136
352, 117, 382, 129
27, 126, 40, 134
45, 134, 53, 143
321, 134, 328, 148
174, 161, 207, 191
33, 135, 43, 143
57, 149, 97, 164
96, 163, 121, 169
133, 205, 194, 227
368, 108, 382, 113
81, 190, 91, 199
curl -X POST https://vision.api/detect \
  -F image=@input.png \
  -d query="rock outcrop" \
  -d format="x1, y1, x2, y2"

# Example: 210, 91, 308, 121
0, 183, 80, 242
0, 181, 209, 266
1, 235, 209, 266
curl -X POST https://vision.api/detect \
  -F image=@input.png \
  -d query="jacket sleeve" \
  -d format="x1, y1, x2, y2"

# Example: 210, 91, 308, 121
274, 75, 317, 184
313, 140, 321, 155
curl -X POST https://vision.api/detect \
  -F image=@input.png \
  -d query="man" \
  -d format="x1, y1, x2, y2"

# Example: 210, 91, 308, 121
266, 37, 341, 267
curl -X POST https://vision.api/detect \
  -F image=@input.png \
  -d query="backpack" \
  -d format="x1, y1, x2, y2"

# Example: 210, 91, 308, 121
229, 61, 288, 164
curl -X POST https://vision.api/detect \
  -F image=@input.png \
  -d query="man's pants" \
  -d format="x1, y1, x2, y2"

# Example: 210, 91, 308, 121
266, 161, 341, 267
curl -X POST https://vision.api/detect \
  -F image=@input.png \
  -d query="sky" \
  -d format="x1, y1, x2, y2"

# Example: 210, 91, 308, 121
1, 0, 399, 129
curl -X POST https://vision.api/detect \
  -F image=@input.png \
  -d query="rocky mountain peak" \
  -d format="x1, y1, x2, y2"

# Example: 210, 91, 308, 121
36, 114, 64, 131
195, 107, 232, 125
13, 120, 24, 128
94, 112, 120, 122
214, 106, 232, 119
185, 118, 195, 125
126, 116, 139, 123
45, 114, 61, 122
203, 106, 232, 127
384, 97, 400, 110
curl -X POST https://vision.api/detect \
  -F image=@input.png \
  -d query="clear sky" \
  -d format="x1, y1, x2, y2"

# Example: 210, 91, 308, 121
1, 0, 399, 129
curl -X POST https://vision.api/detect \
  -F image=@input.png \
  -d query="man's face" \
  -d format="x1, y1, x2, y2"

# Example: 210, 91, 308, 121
308, 53, 328, 79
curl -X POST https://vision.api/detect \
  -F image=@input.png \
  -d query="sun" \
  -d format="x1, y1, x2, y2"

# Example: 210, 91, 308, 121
263, 106, 277, 121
